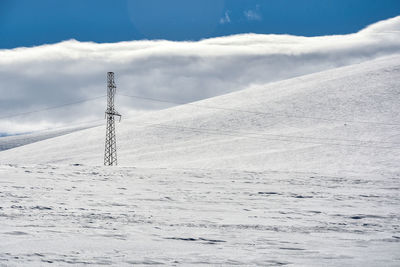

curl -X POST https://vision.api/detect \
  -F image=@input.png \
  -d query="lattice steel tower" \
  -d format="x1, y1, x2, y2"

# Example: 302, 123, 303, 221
104, 72, 121, 166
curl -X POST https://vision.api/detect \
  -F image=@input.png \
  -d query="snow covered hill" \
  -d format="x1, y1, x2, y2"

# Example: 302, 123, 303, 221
0, 55, 399, 266
1, 54, 399, 175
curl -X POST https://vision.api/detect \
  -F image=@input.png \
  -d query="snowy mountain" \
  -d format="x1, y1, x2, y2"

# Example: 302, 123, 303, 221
1, 54, 399, 175
0, 55, 399, 266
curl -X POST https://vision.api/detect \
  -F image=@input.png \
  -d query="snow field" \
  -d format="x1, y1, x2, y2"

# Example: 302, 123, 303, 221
0, 55, 399, 265
0, 164, 399, 266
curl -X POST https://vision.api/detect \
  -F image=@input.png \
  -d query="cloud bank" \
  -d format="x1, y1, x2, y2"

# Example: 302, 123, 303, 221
1, 16, 400, 134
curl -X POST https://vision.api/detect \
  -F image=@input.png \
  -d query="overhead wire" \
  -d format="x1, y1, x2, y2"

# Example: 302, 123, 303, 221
2, 91, 398, 127
2, 91, 399, 150
129, 121, 400, 150
24, 118, 105, 135
119, 93, 400, 127
0, 95, 106, 120
116, 92, 400, 149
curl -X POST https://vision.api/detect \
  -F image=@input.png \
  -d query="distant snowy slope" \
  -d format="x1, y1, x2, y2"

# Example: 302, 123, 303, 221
0, 124, 99, 152
0, 55, 399, 175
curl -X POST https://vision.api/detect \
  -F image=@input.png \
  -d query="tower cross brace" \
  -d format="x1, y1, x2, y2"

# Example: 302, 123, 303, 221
104, 72, 121, 166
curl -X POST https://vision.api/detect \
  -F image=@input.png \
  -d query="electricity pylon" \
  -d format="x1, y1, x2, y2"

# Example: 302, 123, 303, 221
104, 72, 121, 166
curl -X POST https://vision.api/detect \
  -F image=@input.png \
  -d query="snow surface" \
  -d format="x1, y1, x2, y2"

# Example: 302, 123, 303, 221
0, 55, 399, 265
0, 165, 399, 266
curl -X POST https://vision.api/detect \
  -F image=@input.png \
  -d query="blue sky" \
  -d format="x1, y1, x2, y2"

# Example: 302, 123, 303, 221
1, 0, 400, 49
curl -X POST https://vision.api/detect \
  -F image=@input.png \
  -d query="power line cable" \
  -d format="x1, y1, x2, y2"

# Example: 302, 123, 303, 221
16, 92, 398, 149
119, 93, 400, 127
0, 95, 106, 120
3, 91, 398, 128
25, 113, 400, 150
26, 118, 104, 135
136, 122, 400, 150
4, 92, 399, 150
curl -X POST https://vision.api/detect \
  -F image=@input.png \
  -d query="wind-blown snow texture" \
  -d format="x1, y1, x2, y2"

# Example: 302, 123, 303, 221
0, 56, 399, 265
0, 165, 399, 266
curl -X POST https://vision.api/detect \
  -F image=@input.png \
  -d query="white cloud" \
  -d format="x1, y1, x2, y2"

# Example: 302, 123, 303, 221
220, 11, 231, 24
1, 16, 400, 134
244, 4, 262, 21
244, 9, 262, 21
